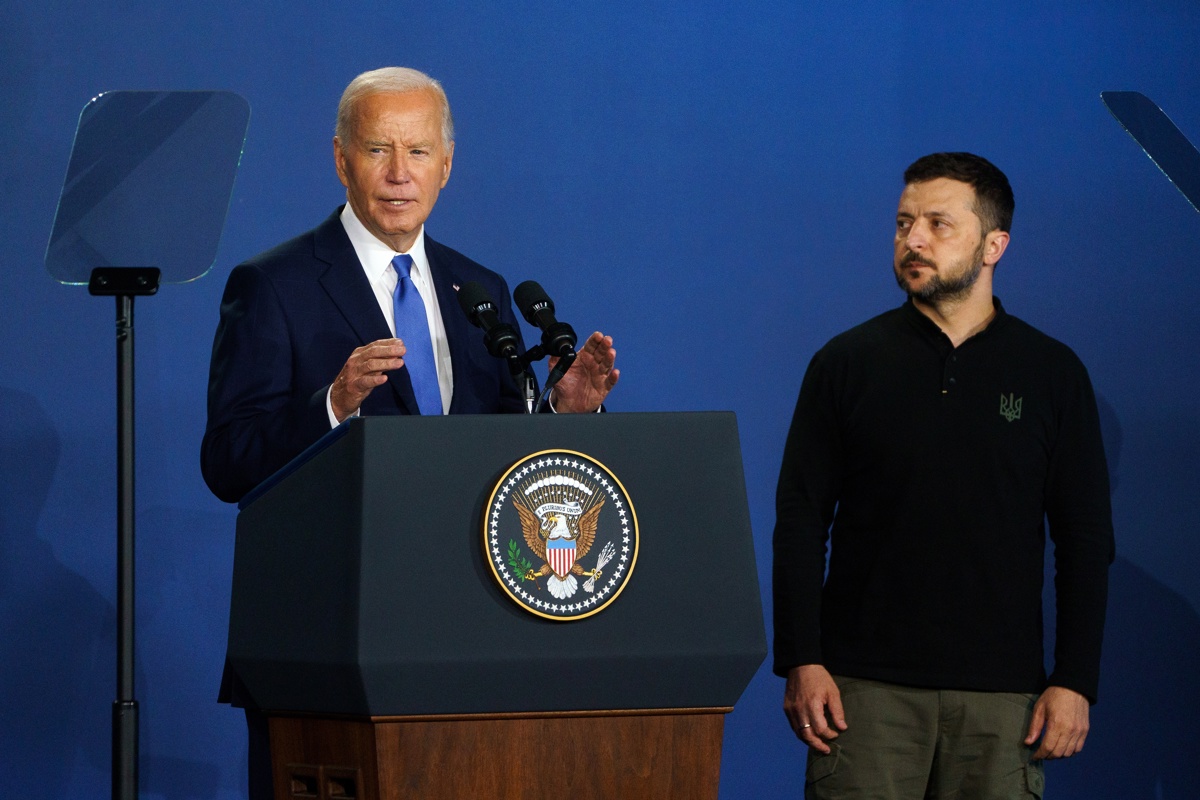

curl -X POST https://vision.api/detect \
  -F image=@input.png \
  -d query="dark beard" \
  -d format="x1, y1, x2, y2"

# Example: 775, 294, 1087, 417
896, 239, 985, 304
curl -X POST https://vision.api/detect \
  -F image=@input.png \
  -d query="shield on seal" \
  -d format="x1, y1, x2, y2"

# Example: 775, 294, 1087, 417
545, 537, 577, 579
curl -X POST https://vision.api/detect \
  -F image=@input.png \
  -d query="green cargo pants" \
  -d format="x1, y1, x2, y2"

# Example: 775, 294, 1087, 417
805, 677, 1045, 800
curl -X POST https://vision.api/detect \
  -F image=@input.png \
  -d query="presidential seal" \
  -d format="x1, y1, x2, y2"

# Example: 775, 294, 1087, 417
484, 450, 638, 621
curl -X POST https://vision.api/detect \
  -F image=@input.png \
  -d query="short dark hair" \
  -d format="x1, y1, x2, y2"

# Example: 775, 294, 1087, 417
903, 152, 1014, 234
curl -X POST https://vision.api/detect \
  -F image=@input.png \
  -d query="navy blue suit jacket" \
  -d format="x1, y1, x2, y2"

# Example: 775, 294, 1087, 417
201, 208, 527, 504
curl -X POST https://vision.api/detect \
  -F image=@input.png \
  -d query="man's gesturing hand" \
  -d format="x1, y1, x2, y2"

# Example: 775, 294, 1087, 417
783, 664, 848, 754
330, 338, 407, 422
549, 331, 618, 413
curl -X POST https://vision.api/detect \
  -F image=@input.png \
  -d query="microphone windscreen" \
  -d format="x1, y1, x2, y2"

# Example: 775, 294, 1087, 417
513, 280, 552, 324
457, 281, 494, 318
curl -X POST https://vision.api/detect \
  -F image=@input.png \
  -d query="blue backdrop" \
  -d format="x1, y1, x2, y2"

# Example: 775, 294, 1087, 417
2, 1, 1198, 797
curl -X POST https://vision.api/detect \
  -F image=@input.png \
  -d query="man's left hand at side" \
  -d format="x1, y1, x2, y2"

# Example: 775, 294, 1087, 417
549, 331, 619, 413
1024, 685, 1090, 759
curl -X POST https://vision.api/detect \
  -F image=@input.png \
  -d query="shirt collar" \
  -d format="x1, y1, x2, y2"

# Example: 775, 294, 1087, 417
900, 295, 1008, 345
339, 203, 432, 285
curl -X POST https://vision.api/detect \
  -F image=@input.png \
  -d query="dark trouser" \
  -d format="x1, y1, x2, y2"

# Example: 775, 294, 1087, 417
246, 707, 274, 800
806, 677, 1045, 800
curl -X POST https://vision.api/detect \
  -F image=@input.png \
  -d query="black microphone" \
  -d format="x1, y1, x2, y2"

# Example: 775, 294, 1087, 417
457, 282, 520, 359
513, 280, 577, 359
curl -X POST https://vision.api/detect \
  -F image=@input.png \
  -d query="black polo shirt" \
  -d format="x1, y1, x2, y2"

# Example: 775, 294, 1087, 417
773, 299, 1114, 700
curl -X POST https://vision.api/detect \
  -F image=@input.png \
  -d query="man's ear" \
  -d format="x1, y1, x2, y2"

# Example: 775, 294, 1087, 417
984, 229, 1010, 267
440, 141, 454, 189
333, 137, 349, 188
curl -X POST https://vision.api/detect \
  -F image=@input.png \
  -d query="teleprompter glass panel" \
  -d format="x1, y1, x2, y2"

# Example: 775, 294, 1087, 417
1103, 91, 1200, 213
45, 90, 251, 285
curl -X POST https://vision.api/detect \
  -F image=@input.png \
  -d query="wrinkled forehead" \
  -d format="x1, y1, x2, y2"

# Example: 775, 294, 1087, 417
897, 177, 984, 228
898, 177, 977, 211
347, 89, 446, 141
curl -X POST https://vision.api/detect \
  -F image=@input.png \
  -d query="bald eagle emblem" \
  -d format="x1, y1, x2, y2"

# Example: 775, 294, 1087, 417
484, 450, 638, 620
515, 481, 603, 599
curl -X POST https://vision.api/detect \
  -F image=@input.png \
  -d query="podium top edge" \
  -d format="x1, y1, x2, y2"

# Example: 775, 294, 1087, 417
238, 411, 741, 510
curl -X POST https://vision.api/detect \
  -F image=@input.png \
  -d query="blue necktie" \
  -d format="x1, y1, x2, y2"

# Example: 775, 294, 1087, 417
391, 254, 442, 415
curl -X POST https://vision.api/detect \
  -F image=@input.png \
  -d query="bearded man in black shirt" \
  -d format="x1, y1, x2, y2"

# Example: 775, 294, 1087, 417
773, 152, 1114, 799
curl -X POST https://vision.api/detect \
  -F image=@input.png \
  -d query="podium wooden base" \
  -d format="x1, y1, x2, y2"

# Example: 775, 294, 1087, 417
269, 708, 729, 800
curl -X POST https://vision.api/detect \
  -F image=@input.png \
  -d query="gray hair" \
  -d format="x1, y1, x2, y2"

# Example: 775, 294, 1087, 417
334, 67, 455, 148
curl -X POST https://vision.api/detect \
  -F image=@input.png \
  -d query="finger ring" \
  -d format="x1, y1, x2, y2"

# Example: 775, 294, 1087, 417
802, 723, 812, 728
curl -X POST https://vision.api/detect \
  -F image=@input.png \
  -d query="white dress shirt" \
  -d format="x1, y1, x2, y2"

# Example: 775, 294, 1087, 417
325, 204, 454, 426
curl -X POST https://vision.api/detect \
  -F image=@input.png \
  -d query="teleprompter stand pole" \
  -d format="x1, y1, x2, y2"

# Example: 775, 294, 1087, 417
89, 266, 160, 800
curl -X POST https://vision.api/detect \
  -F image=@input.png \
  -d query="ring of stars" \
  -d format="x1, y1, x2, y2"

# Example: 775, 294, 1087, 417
484, 450, 638, 621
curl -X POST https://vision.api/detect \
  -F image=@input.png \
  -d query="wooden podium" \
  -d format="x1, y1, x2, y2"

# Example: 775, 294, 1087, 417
227, 413, 766, 800
268, 709, 725, 799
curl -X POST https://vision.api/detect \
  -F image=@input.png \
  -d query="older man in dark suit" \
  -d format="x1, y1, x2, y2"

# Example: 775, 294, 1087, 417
202, 67, 618, 504
200, 67, 619, 799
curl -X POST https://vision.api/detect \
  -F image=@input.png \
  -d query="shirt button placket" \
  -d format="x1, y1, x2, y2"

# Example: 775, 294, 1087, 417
943, 353, 958, 395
